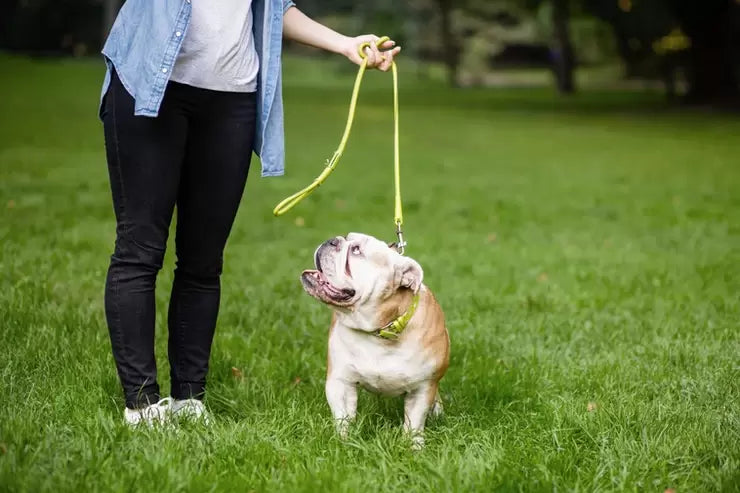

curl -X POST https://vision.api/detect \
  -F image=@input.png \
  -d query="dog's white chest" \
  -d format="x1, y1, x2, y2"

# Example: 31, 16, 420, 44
330, 326, 434, 396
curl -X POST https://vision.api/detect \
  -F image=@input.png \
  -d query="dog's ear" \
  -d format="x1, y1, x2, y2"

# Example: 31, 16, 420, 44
387, 242, 400, 253
394, 256, 423, 293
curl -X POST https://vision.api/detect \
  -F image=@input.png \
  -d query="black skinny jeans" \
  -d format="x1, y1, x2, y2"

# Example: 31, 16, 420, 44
102, 70, 256, 409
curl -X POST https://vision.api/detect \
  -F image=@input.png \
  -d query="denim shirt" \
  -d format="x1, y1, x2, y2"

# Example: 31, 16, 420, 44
100, 0, 295, 177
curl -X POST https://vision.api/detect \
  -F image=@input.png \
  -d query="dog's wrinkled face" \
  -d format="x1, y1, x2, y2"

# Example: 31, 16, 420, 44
301, 232, 423, 309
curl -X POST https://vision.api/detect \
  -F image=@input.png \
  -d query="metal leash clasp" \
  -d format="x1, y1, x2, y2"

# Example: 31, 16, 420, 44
395, 221, 406, 255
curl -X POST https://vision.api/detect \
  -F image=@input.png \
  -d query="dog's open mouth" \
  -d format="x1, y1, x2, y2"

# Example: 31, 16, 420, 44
301, 269, 355, 305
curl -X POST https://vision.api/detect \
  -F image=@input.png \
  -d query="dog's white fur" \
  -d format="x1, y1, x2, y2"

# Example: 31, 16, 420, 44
301, 232, 449, 448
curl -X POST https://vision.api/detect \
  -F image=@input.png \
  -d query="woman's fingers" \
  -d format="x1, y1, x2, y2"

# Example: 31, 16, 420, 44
378, 39, 396, 51
369, 40, 383, 68
378, 46, 401, 72
363, 44, 377, 66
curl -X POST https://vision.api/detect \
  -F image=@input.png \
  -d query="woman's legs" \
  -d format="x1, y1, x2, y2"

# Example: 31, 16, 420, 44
103, 70, 189, 409
103, 68, 257, 409
168, 90, 256, 401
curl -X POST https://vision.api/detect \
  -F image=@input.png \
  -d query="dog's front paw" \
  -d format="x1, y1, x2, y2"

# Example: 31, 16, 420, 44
335, 418, 351, 440
410, 433, 425, 451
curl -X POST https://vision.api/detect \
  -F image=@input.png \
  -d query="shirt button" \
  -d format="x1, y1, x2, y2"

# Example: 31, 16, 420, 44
176, 31, 182, 37
162, 68, 168, 73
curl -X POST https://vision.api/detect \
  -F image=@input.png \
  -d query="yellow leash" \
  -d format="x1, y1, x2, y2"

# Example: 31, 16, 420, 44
273, 36, 407, 254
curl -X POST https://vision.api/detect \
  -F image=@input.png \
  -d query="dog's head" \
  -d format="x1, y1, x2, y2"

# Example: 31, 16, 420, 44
301, 232, 423, 311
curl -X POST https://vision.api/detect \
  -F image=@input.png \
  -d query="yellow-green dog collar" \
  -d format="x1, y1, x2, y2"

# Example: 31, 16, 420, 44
373, 293, 420, 340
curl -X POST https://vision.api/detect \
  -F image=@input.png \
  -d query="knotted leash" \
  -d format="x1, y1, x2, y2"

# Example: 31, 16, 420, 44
273, 36, 407, 254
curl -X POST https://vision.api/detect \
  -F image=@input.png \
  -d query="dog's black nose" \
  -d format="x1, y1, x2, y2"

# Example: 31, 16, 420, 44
327, 237, 341, 249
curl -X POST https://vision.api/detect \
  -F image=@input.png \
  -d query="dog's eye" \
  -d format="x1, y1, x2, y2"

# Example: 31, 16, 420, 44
351, 245, 361, 255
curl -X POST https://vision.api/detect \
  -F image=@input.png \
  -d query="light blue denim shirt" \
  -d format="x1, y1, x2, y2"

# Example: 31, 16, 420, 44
100, 0, 295, 177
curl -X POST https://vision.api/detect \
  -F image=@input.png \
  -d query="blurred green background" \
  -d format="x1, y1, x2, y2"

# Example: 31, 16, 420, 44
1, 1, 739, 492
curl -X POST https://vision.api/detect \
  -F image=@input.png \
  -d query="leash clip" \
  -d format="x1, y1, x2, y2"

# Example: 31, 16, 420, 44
395, 221, 406, 255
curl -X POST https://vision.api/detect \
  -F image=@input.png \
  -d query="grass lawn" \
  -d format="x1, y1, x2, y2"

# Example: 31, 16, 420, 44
0, 54, 738, 492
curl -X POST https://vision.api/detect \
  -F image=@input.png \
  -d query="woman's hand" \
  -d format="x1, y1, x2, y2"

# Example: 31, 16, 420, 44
282, 7, 401, 72
340, 35, 402, 72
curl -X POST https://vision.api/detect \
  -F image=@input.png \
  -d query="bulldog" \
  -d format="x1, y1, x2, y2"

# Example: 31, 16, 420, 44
301, 232, 449, 448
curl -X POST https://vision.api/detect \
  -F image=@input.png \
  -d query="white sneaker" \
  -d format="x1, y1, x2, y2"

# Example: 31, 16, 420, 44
123, 397, 174, 427
172, 398, 211, 425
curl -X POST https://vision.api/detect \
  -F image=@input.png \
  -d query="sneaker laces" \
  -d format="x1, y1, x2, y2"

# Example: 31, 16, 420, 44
125, 397, 174, 427
173, 398, 210, 424
144, 397, 173, 419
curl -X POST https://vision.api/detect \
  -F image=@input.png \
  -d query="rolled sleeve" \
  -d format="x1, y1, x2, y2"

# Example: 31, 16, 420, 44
282, 0, 295, 13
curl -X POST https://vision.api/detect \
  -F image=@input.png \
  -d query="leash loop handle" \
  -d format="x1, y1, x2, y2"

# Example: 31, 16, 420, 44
357, 35, 391, 60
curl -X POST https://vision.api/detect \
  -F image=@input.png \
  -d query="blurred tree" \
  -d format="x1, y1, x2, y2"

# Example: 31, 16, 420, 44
550, 0, 576, 93
584, 0, 672, 77
102, 0, 122, 45
668, 0, 739, 103
585, 0, 739, 103
0, 1, 21, 49
432, 0, 578, 93
1, 0, 103, 55
435, 0, 462, 87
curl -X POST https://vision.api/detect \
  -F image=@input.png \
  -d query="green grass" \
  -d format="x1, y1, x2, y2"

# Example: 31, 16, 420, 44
1, 53, 739, 492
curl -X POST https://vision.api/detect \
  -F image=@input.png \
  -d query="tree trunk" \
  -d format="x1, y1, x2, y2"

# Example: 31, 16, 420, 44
102, 0, 121, 47
436, 0, 460, 87
612, 26, 641, 78
551, 0, 576, 94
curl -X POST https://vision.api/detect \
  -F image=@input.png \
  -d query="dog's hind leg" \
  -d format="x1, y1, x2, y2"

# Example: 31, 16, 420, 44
404, 382, 438, 450
429, 390, 444, 419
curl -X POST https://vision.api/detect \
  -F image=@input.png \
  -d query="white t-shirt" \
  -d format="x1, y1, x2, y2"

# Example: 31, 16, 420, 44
170, 0, 259, 93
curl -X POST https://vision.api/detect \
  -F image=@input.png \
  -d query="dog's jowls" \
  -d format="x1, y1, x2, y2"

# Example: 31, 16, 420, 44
301, 232, 449, 449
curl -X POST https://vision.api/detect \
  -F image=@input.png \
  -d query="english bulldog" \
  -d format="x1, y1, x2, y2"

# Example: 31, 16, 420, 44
300, 232, 450, 448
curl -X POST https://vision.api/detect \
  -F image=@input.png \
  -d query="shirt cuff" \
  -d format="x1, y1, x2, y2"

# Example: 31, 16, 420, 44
283, 0, 295, 14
